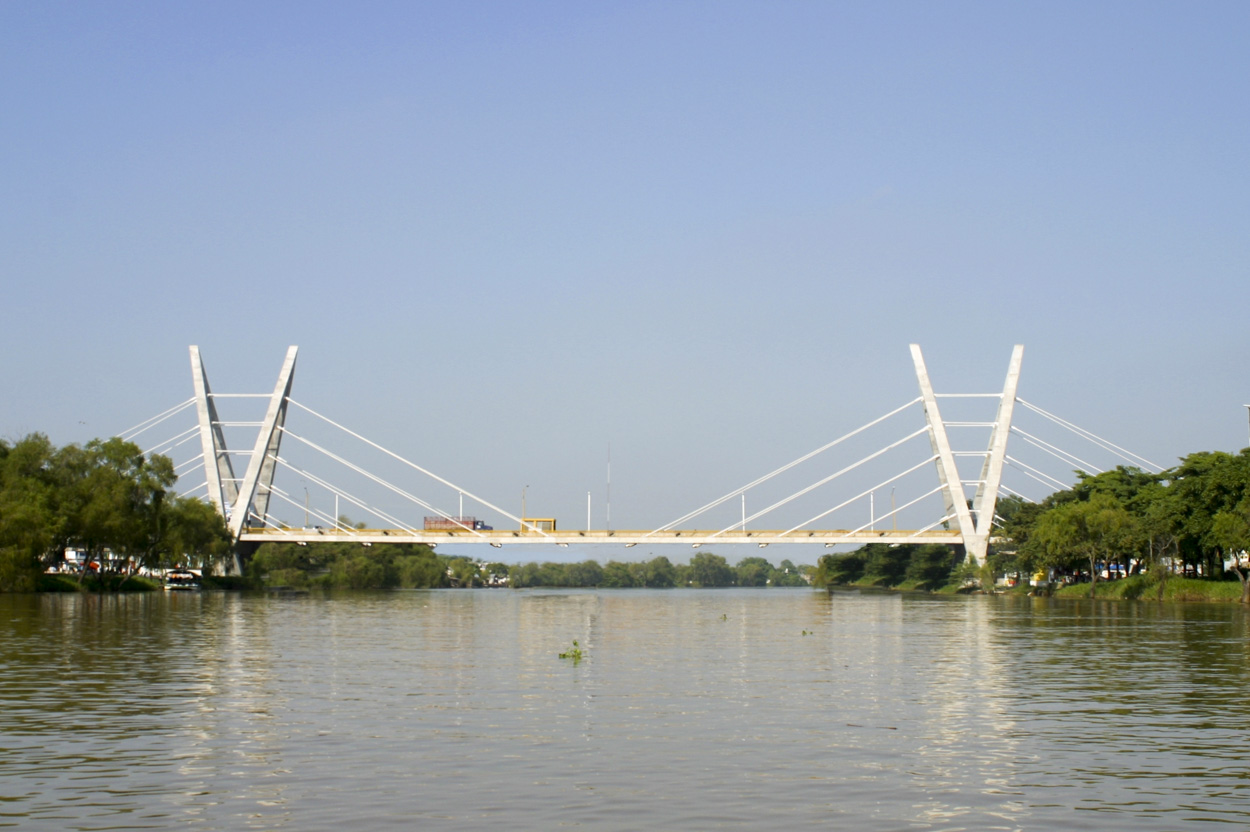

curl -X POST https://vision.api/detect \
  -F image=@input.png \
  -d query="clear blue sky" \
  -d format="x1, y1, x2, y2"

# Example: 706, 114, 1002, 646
3, 2, 1248, 557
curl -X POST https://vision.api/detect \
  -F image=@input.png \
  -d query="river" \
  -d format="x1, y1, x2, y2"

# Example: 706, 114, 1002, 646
2, 589, 1248, 830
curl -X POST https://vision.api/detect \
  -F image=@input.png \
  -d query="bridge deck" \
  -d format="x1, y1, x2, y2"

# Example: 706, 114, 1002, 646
239, 528, 964, 547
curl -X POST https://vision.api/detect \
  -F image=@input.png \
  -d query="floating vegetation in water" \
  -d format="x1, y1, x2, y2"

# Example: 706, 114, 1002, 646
558, 640, 583, 664
720, 614, 727, 621
801, 630, 812, 636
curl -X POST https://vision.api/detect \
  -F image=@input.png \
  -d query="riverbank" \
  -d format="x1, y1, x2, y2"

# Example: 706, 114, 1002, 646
37, 573, 163, 592
1051, 575, 1246, 602
827, 574, 1248, 603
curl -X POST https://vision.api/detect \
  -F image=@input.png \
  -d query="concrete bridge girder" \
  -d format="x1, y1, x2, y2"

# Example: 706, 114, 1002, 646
238, 528, 967, 547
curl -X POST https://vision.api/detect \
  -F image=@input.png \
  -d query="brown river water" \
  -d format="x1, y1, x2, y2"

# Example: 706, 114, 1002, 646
2, 589, 1249, 830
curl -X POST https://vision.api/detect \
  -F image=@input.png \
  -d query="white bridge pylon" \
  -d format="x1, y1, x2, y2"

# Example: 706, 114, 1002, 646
178, 344, 1028, 566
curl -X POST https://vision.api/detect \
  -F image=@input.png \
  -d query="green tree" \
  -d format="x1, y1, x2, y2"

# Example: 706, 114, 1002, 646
158, 495, 232, 573
1211, 502, 1250, 604
905, 544, 958, 589
1027, 493, 1140, 597
688, 552, 734, 587
446, 557, 482, 587
1169, 450, 1250, 576
1134, 481, 1185, 597
862, 543, 911, 586
0, 435, 61, 590
565, 560, 604, 587
639, 556, 677, 588
600, 560, 637, 587
330, 550, 400, 589
509, 562, 543, 587
735, 556, 773, 587
812, 552, 865, 587
397, 545, 447, 588
537, 561, 570, 586
770, 559, 808, 587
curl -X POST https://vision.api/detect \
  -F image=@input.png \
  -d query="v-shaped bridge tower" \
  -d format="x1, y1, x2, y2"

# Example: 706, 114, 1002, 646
190, 345, 298, 573
911, 344, 1023, 565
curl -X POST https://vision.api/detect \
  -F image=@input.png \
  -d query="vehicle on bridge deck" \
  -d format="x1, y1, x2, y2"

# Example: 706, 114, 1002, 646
522, 518, 557, 533
163, 569, 201, 591
424, 516, 493, 531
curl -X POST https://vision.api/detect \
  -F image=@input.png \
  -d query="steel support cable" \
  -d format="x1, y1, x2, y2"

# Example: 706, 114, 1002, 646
269, 462, 387, 532
249, 507, 299, 538
1015, 399, 1162, 472
841, 485, 946, 537
908, 512, 957, 537
999, 484, 1034, 503
275, 430, 490, 539
1010, 427, 1103, 475
650, 398, 924, 536
176, 456, 205, 476
270, 459, 422, 535
1005, 456, 1069, 491
258, 517, 299, 538
285, 399, 539, 535
264, 480, 368, 539
142, 426, 200, 457
269, 491, 361, 540
276, 430, 483, 537
274, 437, 460, 535
779, 454, 940, 538
287, 477, 419, 540
713, 427, 932, 537
119, 398, 195, 441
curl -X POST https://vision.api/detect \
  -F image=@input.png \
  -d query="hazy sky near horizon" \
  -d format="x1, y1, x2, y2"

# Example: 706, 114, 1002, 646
3, 2, 1249, 555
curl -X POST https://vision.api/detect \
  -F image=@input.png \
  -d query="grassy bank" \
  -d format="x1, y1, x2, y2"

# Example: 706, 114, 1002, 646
1051, 575, 1246, 602
35, 573, 163, 592
832, 573, 1248, 603
845, 576, 972, 594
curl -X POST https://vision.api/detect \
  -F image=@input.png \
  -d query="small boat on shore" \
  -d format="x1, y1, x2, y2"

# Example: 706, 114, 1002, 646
163, 569, 201, 591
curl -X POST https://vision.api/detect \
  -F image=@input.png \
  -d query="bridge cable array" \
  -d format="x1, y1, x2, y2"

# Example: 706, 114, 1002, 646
115, 350, 1168, 550
645, 397, 925, 537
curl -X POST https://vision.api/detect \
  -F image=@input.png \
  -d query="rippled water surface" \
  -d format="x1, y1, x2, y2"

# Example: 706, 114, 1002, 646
3, 589, 1249, 830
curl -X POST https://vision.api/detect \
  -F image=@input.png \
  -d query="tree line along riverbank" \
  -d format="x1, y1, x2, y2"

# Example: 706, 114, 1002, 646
248, 542, 814, 589
816, 447, 1250, 603
5, 433, 1250, 601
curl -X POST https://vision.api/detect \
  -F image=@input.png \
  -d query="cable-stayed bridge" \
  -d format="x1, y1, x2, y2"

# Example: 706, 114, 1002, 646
121, 346, 1161, 573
